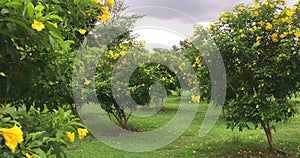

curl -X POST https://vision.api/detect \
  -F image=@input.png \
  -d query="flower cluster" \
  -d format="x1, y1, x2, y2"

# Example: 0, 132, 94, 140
31, 0, 114, 33
66, 128, 88, 143
0, 125, 23, 153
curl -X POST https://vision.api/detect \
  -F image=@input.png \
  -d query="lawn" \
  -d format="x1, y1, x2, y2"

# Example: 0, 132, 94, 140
65, 96, 300, 157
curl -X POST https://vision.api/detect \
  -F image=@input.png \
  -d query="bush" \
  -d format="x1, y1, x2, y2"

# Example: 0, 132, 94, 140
0, 105, 88, 158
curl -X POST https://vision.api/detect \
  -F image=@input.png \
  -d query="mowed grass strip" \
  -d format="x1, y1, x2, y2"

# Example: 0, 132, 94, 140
66, 96, 300, 158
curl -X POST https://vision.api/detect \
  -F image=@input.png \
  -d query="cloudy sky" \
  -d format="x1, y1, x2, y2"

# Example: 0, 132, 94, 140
124, 0, 297, 49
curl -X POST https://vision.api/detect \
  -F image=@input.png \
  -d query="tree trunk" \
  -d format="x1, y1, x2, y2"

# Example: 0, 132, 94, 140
262, 120, 275, 151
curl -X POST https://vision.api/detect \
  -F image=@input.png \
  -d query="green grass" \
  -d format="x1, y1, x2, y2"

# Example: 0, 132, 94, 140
66, 96, 300, 157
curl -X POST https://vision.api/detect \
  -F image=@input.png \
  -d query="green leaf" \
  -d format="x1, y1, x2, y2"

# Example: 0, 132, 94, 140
2, 18, 29, 30
1, 8, 9, 15
35, 4, 45, 12
0, 72, 6, 77
27, 2, 34, 19
5, 2, 23, 9
26, 131, 46, 141
32, 148, 47, 158
45, 15, 63, 21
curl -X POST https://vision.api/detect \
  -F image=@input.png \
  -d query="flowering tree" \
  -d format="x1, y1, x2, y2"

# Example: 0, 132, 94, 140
208, 0, 300, 152
0, 0, 112, 110
0, 0, 110, 157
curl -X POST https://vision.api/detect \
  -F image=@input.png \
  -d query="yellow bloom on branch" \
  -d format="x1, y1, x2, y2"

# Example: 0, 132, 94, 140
84, 78, 91, 85
0, 125, 24, 153
280, 32, 288, 39
77, 29, 87, 35
265, 22, 272, 30
106, 0, 114, 7
281, 17, 291, 23
77, 128, 88, 139
256, 104, 259, 109
191, 95, 200, 103
101, 6, 109, 13
271, 33, 279, 42
258, 21, 265, 26
295, 32, 300, 38
97, 7, 111, 23
66, 132, 75, 143
31, 20, 45, 31
253, 11, 259, 16
253, 3, 260, 9
26, 153, 34, 158
140, 40, 147, 46
91, 0, 98, 3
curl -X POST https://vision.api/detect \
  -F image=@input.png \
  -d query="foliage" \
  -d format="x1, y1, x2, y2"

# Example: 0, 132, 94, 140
0, 105, 87, 158
0, 0, 111, 110
208, 0, 300, 151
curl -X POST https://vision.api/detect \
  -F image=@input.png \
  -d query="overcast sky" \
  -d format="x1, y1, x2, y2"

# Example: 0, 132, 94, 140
126, 0, 297, 22
124, 0, 297, 49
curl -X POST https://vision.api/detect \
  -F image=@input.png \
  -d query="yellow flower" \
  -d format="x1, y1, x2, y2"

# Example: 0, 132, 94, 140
253, 11, 259, 16
101, 6, 109, 13
281, 17, 291, 23
259, 82, 265, 88
119, 43, 127, 50
191, 95, 200, 103
256, 36, 262, 41
119, 51, 126, 56
78, 128, 88, 139
285, 9, 294, 17
241, 33, 246, 38
295, 31, 300, 38
234, 14, 238, 19
97, 10, 111, 23
140, 40, 146, 46
0, 125, 24, 153
258, 21, 265, 26
278, 0, 286, 5
209, 23, 214, 29
288, 108, 291, 113
253, 3, 260, 9
66, 132, 75, 143
47, 21, 58, 28
77, 29, 87, 35
84, 78, 91, 85
26, 153, 34, 158
278, 53, 287, 58
268, 4, 275, 8
106, 0, 114, 7
91, 0, 98, 3
31, 20, 45, 31
253, 26, 258, 31
265, 22, 272, 30
113, 53, 119, 59
271, 33, 279, 42
256, 104, 259, 109
280, 32, 288, 39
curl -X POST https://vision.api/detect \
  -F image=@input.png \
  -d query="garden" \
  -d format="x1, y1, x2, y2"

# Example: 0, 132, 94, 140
0, 0, 300, 157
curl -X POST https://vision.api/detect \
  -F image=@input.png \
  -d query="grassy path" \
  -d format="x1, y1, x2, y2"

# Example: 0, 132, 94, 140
66, 96, 300, 157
